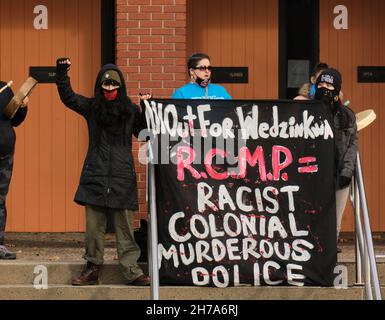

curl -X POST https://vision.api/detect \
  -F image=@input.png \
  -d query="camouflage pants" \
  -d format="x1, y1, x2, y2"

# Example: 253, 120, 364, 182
0, 154, 14, 245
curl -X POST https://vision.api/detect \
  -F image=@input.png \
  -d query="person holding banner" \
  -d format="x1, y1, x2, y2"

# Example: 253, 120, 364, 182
0, 81, 29, 260
55, 58, 150, 286
172, 53, 232, 99
314, 68, 358, 240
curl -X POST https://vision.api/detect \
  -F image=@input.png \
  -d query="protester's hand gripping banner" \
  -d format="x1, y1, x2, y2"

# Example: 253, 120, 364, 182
142, 99, 337, 287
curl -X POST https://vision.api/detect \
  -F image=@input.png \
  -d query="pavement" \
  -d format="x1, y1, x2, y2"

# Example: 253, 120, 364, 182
2, 232, 385, 263
0, 232, 384, 300
3, 232, 119, 262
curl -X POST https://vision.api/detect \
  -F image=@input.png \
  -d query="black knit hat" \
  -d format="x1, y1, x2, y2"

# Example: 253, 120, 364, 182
316, 68, 342, 93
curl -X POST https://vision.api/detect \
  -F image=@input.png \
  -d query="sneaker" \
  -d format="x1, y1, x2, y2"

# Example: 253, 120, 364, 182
129, 274, 150, 286
0, 245, 16, 260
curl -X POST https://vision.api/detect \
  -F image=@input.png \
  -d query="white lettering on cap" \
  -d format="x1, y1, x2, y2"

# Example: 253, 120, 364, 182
320, 74, 334, 84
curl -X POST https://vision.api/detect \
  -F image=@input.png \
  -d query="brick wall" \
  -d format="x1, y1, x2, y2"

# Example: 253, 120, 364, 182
115, 0, 187, 224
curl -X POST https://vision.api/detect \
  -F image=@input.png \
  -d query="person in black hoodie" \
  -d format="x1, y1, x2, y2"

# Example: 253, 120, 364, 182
314, 68, 358, 241
55, 58, 150, 286
0, 81, 28, 259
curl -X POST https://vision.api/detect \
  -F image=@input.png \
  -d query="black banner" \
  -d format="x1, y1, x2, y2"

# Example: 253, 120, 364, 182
143, 99, 337, 287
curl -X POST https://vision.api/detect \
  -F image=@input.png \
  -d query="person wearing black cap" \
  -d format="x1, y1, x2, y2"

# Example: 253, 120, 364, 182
294, 62, 329, 100
55, 58, 150, 286
314, 68, 358, 242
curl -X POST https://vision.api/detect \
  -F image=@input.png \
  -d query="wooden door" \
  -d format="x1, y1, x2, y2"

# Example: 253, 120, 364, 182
0, 0, 101, 232
320, 0, 385, 232
187, 0, 279, 99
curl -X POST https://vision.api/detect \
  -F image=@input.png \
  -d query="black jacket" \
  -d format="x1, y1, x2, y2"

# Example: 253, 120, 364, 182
0, 81, 28, 157
333, 103, 358, 189
55, 65, 147, 210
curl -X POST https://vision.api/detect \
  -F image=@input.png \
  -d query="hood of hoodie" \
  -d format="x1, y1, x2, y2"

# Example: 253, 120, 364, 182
94, 64, 127, 97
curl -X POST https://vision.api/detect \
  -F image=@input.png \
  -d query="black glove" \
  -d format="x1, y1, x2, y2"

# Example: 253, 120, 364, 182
56, 57, 71, 75
339, 176, 351, 188
139, 93, 152, 113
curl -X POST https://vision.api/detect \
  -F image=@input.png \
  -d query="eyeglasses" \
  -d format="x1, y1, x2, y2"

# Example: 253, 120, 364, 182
102, 79, 120, 86
194, 66, 213, 72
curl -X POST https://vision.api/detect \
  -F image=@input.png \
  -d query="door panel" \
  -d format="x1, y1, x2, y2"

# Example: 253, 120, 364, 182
320, 0, 385, 232
187, 0, 279, 99
0, 0, 101, 232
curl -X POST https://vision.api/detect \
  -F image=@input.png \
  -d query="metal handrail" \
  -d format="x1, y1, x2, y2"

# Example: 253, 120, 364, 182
352, 151, 382, 300
147, 139, 160, 300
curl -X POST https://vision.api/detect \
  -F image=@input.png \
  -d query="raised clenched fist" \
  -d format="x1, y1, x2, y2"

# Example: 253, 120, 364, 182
56, 57, 71, 74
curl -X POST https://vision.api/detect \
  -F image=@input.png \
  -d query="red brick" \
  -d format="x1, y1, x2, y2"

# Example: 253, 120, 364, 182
152, 58, 175, 66
140, 36, 163, 43
152, 73, 174, 80
129, 58, 152, 66
128, 0, 151, 4
139, 66, 163, 73
116, 58, 128, 66
163, 20, 186, 28
116, 43, 128, 50
140, 5, 163, 13
164, 5, 186, 13
175, 73, 188, 81
175, 28, 185, 36
151, 0, 174, 4
128, 28, 151, 35
128, 13, 151, 20
151, 88, 174, 97
151, 28, 174, 36
116, 28, 128, 36
175, 58, 186, 66
152, 13, 174, 20
140, 20, 163, 28
137, 181, 146, 189
116, 51, 139, 58
128, 43, 152, 50
139, 203, 148, 213
126, 81, 141, 89
164, 50, 186, 58
164, 35, 185, 43
164, 80, 185, 88
139, 81, 163, 88
164, 66, 186, 73
151, 43, 174, 50
128, 73, 151, 81
140, 51, 163, 58
116, 5, 139, 13
116, 20, 139, 28
119, 66, 140, 74
116, 12, 128, 20
116, 35, 139, 43
175, 43, 187, 50
175, 13, 186, 20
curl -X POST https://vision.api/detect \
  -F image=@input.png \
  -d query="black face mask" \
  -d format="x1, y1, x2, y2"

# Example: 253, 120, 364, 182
315, 87, 338, 106
195, 75, 210, 88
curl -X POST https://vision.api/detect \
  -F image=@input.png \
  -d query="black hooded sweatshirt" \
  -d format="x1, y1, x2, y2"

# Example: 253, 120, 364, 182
55, 64, 147, 210
0, 81, 28, 157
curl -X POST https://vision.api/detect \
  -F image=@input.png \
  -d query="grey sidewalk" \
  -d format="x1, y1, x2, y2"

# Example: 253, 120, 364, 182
3, 232, 385, 263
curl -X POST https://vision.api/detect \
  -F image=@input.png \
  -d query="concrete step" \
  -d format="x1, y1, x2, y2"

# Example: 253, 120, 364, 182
0, 284, 373, 300
0, 261, 384, 286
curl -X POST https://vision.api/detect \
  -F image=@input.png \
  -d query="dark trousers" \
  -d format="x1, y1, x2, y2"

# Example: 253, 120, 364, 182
84, 205, 144, 282
0, 154, 14, 245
